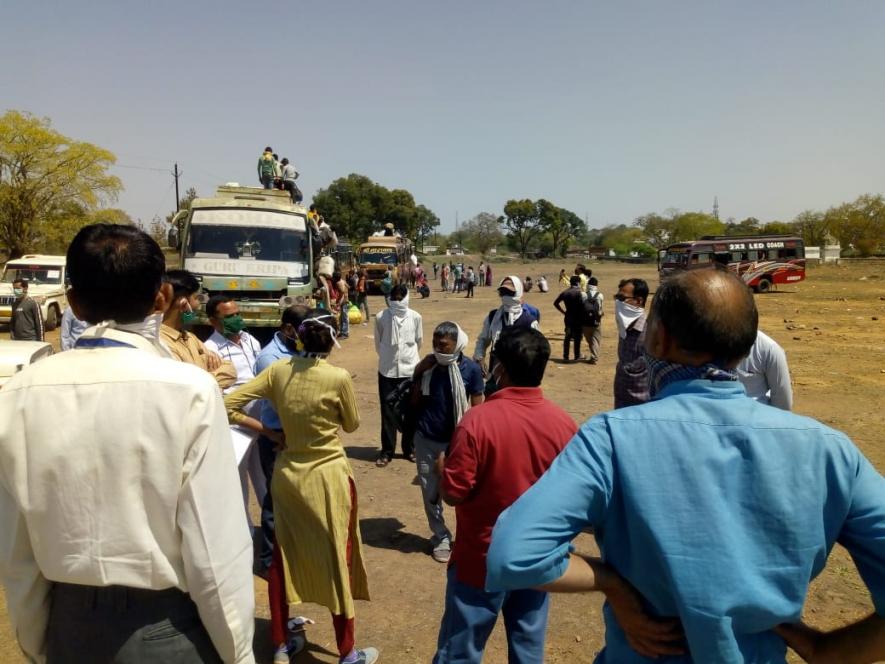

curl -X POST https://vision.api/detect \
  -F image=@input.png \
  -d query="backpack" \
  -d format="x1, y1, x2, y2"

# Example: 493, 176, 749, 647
583, 292, 602, 326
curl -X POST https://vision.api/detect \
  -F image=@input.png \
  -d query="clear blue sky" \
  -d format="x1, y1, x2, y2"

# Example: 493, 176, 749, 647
3, 0, 883, 232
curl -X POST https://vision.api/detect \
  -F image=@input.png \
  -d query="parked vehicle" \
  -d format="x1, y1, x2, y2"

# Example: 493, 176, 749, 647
173, 185, 313, 327
357, 235, 414, 292
659, 235, 805, 292
0, 255, 68, 330
0, 340, 53, 388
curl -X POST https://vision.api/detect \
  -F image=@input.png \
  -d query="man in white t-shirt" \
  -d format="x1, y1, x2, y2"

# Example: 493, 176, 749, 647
736, 329, 793, 410
205, 296, 267, 530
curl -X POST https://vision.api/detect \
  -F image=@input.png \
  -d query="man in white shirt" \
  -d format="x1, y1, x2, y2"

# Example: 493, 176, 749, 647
737, 329, 793, 410
374, 284, 423, 467
0, 224, 255, 663
204, 296, 266, 532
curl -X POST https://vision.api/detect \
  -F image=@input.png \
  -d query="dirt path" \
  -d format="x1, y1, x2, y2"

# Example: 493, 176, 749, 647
1, 259, 882, 662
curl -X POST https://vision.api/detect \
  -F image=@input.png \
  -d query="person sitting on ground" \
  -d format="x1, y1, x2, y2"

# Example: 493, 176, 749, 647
410, 322, 484, 565
473, 276, 540, 395
524, 276, 534, 292
225, 315, 379, 664
736, 329, 793, 410
537, 275, 549, 293
487, 268, 885, 663
417, 273, 431, 299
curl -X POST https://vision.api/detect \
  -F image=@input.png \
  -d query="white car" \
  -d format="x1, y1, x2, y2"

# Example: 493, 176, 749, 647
0, 340, 54, 389
0, 255, 68, 331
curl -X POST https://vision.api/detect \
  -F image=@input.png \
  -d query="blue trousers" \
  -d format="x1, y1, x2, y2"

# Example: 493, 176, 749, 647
434, 565, 549, 664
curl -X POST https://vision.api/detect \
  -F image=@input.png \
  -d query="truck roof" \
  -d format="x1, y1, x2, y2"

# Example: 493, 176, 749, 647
190, 185, 306, 214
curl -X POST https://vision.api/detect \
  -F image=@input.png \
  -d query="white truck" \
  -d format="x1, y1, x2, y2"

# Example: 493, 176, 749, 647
0, 255, 68, 330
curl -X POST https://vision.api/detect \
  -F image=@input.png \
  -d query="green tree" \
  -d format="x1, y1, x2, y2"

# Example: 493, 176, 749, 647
759, 221, 794, 235
825, 194, 885, 256
414, 204, 440, 251
538, 202, 587, 257
501, 199, 543, 259
460, 212, 503, 255
792, 210, 829, 246
0, 110, 122, 258
671, 211, 724, 242
312, 174, 390, 242
166, 186, 198, 236
634, 212, 675, 252
724, 217, 761, 236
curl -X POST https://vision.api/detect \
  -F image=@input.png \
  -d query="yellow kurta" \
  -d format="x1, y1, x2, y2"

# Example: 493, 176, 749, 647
224, 356, 369, 617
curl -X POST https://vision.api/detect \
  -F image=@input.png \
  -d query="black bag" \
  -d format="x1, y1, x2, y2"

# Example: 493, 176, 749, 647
583, 293, 602, 326
384, 378, 414, 432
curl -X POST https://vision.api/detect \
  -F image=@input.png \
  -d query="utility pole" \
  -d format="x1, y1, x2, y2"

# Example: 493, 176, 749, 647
713, 196, 720, 221
173, 163, 181, 211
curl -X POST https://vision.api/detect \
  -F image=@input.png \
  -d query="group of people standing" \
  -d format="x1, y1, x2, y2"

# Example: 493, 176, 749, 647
434, 260, 492, 295
0, 224, 882, 664
257, 146, 302, 203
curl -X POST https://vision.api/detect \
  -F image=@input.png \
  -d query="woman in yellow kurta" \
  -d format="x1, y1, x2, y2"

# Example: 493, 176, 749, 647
224, 316, 377, 664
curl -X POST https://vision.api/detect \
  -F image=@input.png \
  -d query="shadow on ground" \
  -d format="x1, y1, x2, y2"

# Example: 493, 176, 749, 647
360, 517, 429, 555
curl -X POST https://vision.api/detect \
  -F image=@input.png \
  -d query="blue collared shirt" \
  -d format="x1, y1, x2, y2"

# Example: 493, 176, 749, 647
255, 331, 298, 429
486, 379, 885, 663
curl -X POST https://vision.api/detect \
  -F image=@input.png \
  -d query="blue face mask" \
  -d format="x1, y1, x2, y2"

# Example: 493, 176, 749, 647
13, 288, 24, 298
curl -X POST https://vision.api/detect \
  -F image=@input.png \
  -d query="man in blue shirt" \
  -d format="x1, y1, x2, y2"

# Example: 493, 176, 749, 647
411, 322, 485, 563
254, 303, 312, 578
486, 268, 885, 663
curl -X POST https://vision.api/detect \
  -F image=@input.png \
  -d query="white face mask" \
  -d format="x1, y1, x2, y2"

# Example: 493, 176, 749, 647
388, 294, 409, 317
615, 300, 644, 339
434, 351, 458, 366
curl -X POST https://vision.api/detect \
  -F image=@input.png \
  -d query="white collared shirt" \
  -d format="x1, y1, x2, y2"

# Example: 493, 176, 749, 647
737, 330, 793, 410
374, 308, 423, 378
0, 326, 255, 663
205, 330, 262, 393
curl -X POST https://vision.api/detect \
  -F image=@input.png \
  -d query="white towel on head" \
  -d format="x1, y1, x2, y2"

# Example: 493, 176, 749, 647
421, 324, 471, 427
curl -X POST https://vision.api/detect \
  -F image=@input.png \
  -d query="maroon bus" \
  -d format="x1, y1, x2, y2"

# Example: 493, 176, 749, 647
659, 235, 806, 292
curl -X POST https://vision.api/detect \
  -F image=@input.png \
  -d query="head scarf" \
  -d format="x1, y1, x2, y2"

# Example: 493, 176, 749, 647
421, 323, 471, 426
489, 275, 525, 340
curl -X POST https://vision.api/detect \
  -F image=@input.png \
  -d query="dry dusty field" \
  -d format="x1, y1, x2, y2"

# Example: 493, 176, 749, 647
1, 258, 883, 663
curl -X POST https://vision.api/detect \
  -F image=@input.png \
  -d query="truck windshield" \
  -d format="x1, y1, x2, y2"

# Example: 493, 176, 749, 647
1, 266, 63, 285
187, 225, 307, 262
360, 250, 397, 265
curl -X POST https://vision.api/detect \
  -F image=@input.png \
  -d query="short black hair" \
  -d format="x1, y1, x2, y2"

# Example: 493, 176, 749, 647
281, 157, 289, 165
299, 314, 338, 353
650, 270, 758, 362
588, 276, 598, 286
494, 328, 550, 387
433, 321, 459, 341
206, 294, 234, 319
67, 224, 165, 324
264, 146, 273, 152
12, 278, 27, 288
281, 304, 312, 328
164, 269, 200, 300
625, 278, 649, 303
569, 275, 580, 287
391, 284, 408, 300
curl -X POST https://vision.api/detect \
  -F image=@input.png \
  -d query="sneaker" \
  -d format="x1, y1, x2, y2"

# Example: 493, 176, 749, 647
432, 543, 451, 563
341, 647, 380, 664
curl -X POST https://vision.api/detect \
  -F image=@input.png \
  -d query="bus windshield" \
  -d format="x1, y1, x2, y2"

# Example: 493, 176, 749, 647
360, 249, 397, 265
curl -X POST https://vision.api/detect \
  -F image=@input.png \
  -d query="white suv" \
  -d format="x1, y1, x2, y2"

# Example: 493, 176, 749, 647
0, 255, 68, 331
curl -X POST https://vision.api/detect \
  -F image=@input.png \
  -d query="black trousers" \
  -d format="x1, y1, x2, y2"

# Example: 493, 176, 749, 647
378, 373, 415, 458
256, 433, 280, 572
564, 323, 584, 360
47, 583, 222, 663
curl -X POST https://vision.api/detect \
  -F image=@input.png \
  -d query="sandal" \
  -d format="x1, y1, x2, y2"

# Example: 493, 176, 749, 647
406, 452, 417, 463
375, 455, 391, 468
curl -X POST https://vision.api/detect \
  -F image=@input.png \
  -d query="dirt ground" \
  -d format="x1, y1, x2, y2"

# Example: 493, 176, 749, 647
1, 258, 883, 663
